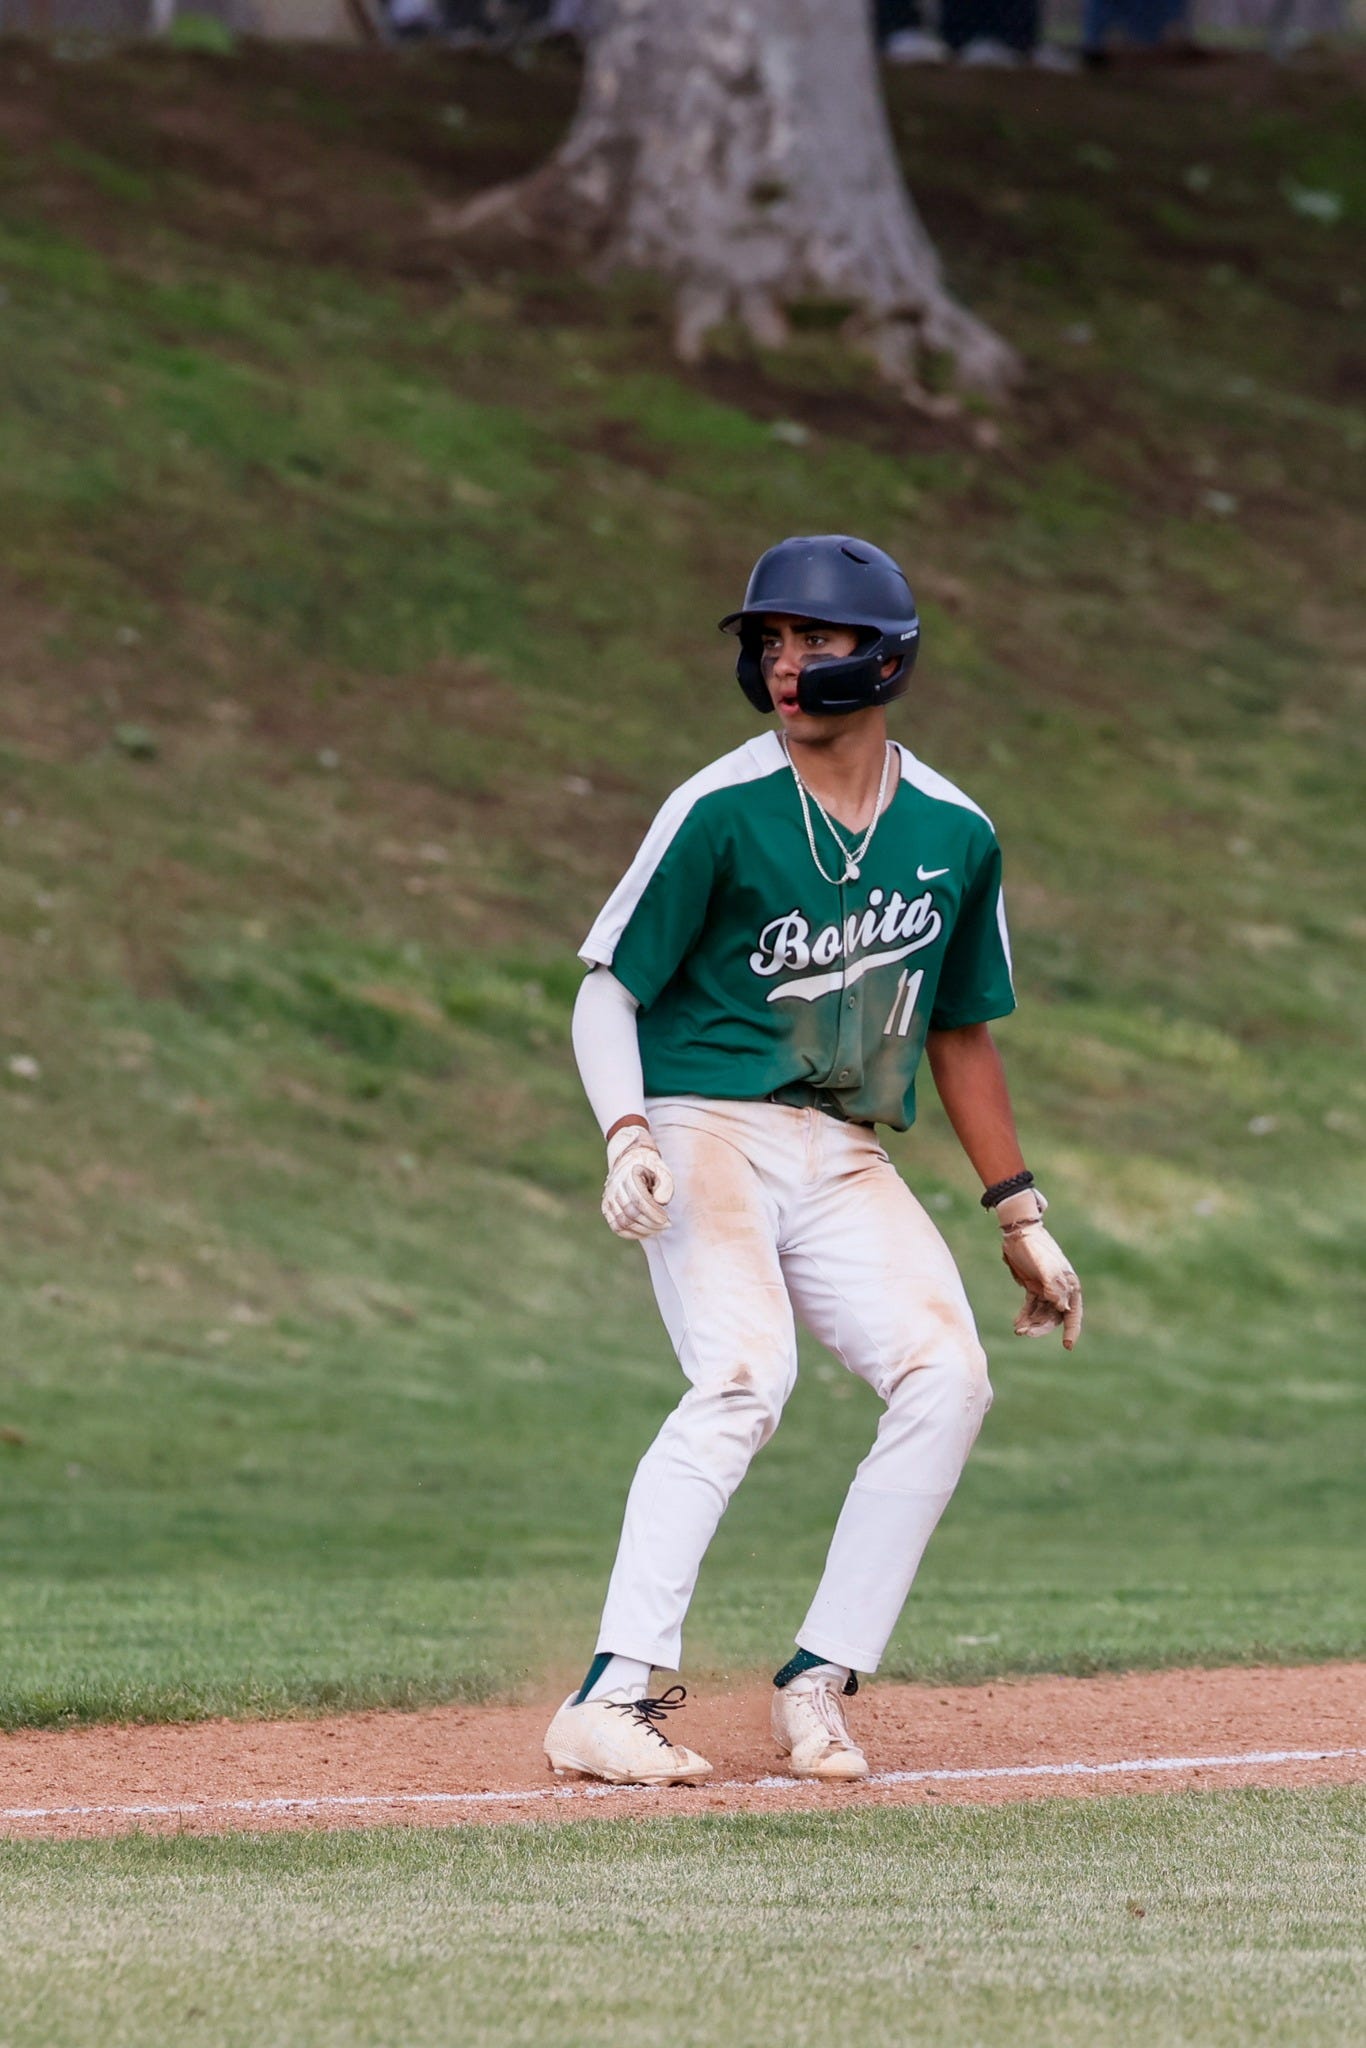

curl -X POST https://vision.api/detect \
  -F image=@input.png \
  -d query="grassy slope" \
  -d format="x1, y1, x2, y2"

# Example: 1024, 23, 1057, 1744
2, 1792, 1363, 2047
0, 43, 1362, 1723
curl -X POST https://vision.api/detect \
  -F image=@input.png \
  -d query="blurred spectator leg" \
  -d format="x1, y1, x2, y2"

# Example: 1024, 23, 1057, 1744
952, 0, 1026, 67
1081, 0, 1114, 66
1157, 0, 1212, 62
547, 0, 591, 37
388, 0, 441, 34
1028, 0, 1081, 67
881, 0, 950, 62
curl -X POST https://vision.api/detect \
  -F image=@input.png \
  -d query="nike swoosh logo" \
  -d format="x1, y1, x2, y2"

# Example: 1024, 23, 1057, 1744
917, 865, 949, 882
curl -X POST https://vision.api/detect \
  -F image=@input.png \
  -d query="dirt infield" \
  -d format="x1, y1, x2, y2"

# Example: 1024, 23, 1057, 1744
2, 1664, 1362, 1841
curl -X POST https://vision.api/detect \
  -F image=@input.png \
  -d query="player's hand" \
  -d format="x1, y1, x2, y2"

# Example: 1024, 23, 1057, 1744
602, 1126, 675, 1240
995, 1189, 1083, 1350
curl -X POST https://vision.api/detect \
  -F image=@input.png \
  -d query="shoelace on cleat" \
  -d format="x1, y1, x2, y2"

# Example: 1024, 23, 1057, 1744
607, 1684, 691, 1747
806, 1680, 858, 1749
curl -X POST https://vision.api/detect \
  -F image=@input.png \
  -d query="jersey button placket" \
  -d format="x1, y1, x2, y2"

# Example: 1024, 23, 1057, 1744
834, 983, 859, 1086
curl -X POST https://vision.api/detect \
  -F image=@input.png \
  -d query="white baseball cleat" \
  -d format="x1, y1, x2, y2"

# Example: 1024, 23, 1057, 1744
771, 1674, 870, 1780
543, 1684, 713, 1786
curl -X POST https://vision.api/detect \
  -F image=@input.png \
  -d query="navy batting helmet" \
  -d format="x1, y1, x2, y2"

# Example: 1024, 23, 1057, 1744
719, 534, 919, 717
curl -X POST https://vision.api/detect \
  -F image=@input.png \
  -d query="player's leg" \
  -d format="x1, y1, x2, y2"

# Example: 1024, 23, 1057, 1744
596, 1101, 800, 1666
544, 1100, 799, 1783
772, 1119, 991, 1775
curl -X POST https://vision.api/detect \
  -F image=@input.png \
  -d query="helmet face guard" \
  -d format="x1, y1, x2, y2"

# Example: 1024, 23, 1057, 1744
719, 535, 920, 718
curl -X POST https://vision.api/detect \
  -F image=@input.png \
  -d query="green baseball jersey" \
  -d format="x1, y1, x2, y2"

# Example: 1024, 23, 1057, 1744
580, 733, 1015, 1131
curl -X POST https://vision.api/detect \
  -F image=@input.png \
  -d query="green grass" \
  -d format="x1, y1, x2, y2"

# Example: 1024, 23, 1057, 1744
2, 1792, 1363, 2046
0, 42, 1362, 1722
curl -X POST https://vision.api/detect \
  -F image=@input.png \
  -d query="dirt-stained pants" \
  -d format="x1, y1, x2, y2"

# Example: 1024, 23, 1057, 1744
595, 1097, 992, 1675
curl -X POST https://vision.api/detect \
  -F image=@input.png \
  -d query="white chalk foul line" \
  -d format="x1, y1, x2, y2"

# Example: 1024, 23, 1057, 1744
3, 1745, 1363, 1827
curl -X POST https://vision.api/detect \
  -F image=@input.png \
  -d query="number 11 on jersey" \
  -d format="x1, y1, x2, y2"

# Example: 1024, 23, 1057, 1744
883, 968, 924, 1040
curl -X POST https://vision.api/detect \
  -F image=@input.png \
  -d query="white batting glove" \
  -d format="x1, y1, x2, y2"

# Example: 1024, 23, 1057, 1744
602, 1125, 675, 1241
995, 1188, 1083, 1350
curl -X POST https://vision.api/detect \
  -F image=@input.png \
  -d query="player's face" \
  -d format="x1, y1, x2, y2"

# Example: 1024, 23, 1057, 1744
758, 616, 862, 738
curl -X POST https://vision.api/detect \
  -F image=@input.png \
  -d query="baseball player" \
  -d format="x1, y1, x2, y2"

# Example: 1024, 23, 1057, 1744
544, 535, 1082, 1787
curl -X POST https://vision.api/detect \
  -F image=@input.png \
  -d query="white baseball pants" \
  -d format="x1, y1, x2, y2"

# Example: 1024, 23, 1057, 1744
595, 1097, 992, 1675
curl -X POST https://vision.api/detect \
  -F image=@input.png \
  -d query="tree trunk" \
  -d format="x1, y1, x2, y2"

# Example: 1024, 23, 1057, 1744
458, 0, 1019, 400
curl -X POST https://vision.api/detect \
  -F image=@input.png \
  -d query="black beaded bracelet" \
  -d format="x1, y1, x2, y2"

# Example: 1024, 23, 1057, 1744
980, 1170, 1036, 1210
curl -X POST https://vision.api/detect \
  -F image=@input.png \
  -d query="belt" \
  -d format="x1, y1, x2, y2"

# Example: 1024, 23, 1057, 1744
765, 1085, 874, 1130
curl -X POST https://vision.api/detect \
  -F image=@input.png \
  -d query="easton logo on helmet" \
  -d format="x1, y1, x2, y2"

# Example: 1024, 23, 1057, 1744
719, 534, 920, 719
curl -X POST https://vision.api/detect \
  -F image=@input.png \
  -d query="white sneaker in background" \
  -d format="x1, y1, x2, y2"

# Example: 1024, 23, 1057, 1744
884, 29, 950, 64
543, 1686, 713, 1786
958, 37, 1024, 67
771, 1674, 870, 1781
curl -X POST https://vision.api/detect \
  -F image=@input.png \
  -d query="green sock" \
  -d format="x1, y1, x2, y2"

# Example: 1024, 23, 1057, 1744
576, 1652, 614, 1704
773, 1648, 858, 1695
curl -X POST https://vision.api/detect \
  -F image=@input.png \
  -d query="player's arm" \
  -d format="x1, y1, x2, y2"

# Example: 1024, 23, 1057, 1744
924, 1022, 1026, 1188
926, 1022, 1083, 1351
575, 788, 719, 1241
572, 969, 674, 1242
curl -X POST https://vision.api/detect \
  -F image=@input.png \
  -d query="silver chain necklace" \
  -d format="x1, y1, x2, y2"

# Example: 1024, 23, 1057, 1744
782, 737, 894, 887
